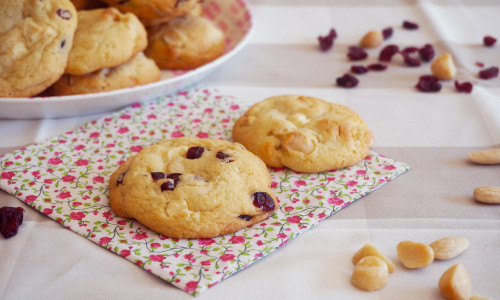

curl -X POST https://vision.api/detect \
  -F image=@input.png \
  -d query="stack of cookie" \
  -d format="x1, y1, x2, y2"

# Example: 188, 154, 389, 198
0, 0, 225, 97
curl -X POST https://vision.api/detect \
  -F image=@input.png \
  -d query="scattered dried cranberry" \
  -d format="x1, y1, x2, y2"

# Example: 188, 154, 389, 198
415, 75, 442, 92
418, 44, 435, 62
483, 36, 497, 47
347, 46, 368, 61
402, 46, 419, 54
402, 20, 419, 30
1, 207, 24, 238
402, 52, 421, 67
475, 62, 485, 68
454, 81, 473, 93
379, 45, 399, 62
238, 215, 252, 221
318, 28, 337, 51
382, 27, 393, 40
479, 66, 499, 79
56, 8, 72, 20
252, 192, 275, 212
186, 146, 204, 159
368, 63, 388, 71
117, 171, 127, 185
336, 73, 359, 88
350, 65, 368, 74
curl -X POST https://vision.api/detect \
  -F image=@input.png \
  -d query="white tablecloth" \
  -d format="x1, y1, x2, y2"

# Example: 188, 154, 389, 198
1, 0, 499, 299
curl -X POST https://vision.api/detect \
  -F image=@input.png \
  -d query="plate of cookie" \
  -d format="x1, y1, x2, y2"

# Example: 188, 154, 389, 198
0, 0, 253, 119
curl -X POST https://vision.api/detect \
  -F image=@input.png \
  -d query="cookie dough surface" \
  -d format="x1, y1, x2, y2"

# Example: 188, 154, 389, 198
109, 137, 278, 239
65, 7, 147, 75
232, 95, 374, 173
49, 52, 161, 95
0, 0, 77, 97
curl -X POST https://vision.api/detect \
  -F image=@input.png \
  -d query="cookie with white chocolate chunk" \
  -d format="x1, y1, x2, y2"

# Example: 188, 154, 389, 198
232, 95, 373, 173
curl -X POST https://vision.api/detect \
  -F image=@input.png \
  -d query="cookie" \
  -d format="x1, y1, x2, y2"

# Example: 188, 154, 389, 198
0, 0, 77, 97
139, 1, 203, 28
144, 14, 225, 70
65, 7, 147, 75
48, 52, 161, 95
101, 0, 200, 24
232, 95, 374, 173
108, 137, 278, 239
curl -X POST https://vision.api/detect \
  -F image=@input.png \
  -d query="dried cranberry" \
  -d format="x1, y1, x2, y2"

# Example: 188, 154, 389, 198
252, 192, 275, 212
167, 173, 182, 184
318, 28, 337, 51
347, 46, 368, 61
350, 65, 368, 74
161, 181, 175, 191
56, 8, 72, 20
479, 66, 499, 79
238, 215, 252, 221
402, 46, 419, 54
402, 20, 419, 30
186, 146, 204, 159
382, 27, 393, 40
475, 62, 485, 68
454, 81, 473, 93
0, 207, 24, 238
402, 52, 421, 67
379, 45, 399, 62
415, 75, 442, 92
367, 64, 387, 71
483, 36, 497, 47
418, 44, 435, 62
160, 173, 182, 191
117, 171, 127, 185
216, 151, 233, 162
336, 73, 359, 88
151, 172, 166, 181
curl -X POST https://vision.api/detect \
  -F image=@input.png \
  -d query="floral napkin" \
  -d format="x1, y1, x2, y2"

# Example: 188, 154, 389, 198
0, 86, 409, 296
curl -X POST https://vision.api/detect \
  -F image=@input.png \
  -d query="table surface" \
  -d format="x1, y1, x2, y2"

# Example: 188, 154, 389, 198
1, 0, 500, 299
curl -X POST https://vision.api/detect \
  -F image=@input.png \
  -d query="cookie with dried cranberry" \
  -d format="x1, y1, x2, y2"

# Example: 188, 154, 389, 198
101, 0, 200, 26
49, 52, 161, 95
108, 137, 278, 239
144, 14, 225, 70
0, 0, 77, 97
232, 95, 374, 173
65, 7, 147, 75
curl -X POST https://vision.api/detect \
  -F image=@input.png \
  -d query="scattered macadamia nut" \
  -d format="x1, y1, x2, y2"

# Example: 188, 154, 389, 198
470, 295, 493, 300
473, 186, 500, 204
429, 237, 469, 260
351, 256, 389, 291
438, 264, 472, 300
396, 240, 434, 269
360, 30, 384, 49
431, 53, 457, 80
468, 149, 500, 165
352, 243, 396, 273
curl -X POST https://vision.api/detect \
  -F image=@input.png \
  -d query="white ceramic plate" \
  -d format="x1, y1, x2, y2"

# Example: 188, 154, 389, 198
0, 0, 253, 119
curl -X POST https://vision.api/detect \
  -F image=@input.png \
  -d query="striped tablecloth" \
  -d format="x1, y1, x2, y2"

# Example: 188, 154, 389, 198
1, 0, 499, 299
